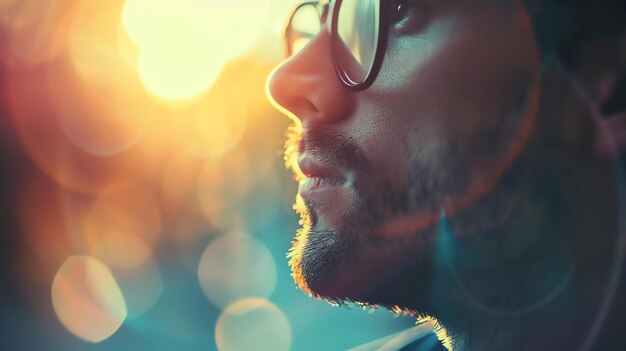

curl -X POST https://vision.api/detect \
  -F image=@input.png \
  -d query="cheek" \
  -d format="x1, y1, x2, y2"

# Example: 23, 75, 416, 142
356, 120, 421, 218
349, 11, 541, 216
347, 95, 415, 183
373, 9, 540, 144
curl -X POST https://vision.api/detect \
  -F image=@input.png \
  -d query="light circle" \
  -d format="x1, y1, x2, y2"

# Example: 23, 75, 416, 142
51, 256, 127, 343
122, 0, 272, 101
198, 233, 277, 309
215, 298, 291, 351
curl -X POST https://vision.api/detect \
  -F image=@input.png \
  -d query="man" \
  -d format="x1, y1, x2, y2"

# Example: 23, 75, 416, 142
267, 0, 626, 350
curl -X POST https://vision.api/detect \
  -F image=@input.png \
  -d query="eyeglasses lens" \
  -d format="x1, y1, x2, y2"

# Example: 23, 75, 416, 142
336, 0, 379, 84
289, 4, 322, 56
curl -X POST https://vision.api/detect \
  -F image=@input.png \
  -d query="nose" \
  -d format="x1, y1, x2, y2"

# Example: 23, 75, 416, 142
267, 29, 355, 125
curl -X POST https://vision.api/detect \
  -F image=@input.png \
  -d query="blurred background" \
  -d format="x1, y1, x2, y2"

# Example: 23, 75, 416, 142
0, 0, 415, 350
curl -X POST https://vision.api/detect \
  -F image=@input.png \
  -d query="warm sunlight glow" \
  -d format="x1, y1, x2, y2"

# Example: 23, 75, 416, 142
122, 0, 271, 101
0, 0, 75, 65
136, 47, 225, 102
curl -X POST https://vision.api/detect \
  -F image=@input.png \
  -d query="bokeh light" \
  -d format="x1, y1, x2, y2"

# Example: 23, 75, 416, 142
233, 171, 284, 230
122, 0, 272, 101
215, 298, 292, 351
4, 61, 154, 194
51, 256, 127, 343
197, 147, 254, 228
52, 0, 153, 157
135, 46, 224, 102
16, 175, 74, 271
198, 232, 277, 309
0, 0, 76, 65
110, 255, 164, 318
182, 89, 248, 158
160, 154, 206, 214
92, 231, 151, 270
84, 185, 162, 253
47, 58, 152, 157
0, 0, 422, 349
90, 228, 163, 318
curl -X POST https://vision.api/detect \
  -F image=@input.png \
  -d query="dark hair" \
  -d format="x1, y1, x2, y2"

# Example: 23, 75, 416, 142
524, 0, 626, 63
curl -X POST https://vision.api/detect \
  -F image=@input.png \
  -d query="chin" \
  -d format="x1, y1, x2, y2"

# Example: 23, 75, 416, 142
288, 196, 439, 313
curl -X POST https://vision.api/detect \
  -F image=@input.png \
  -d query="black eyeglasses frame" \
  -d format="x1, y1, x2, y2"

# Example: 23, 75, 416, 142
283, 0, 392, 92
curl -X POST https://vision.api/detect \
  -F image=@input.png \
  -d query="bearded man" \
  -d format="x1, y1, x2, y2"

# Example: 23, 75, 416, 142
267, 1, 626, 349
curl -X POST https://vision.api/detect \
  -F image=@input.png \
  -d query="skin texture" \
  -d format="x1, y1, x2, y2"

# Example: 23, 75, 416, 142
268, 0, 625, 349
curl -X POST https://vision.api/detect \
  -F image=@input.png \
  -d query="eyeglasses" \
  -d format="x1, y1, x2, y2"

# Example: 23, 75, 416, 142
284, 0, 393, 91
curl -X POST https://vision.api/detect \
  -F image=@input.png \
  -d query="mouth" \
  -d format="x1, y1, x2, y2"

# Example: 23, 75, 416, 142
297, 154, 347, 198
298, 176, 346, 196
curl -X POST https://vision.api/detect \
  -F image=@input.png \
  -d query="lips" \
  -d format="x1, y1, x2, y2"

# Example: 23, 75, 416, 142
297, 154, 346, 196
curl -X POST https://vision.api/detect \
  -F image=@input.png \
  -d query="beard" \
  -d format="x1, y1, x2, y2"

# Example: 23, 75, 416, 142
284, 126, 467, 315
284, 79, 541, 320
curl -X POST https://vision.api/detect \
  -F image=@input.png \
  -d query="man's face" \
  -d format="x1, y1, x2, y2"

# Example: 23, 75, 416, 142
268, 0, 541, 308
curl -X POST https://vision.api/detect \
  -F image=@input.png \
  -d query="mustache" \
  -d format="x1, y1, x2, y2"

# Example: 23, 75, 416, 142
298, 126, 368, 171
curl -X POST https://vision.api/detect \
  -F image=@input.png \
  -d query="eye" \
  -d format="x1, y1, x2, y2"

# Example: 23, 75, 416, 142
392, 0, 411, 22
390, 0, 427, 34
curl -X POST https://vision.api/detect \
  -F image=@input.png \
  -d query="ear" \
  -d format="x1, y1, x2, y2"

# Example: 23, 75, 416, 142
593, 32, 626, 159
594, 113, 626, 159
593, 71, 626, 158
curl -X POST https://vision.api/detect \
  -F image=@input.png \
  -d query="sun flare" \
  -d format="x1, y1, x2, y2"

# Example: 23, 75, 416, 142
121, 0, 271, 101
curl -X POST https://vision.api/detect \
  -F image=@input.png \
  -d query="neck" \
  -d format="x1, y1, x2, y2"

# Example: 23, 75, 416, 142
436, 62, 622, 350
440, 148, 619, 351
440, 209, 578, 350
441, 226, 578, 350
425, 136, 554, 348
